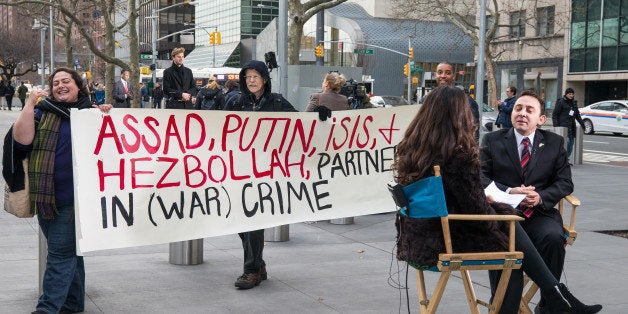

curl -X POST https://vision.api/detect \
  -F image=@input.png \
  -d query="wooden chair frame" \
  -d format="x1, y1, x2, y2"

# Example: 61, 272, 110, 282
413, 166, 525, 314
518, 195, 580, 314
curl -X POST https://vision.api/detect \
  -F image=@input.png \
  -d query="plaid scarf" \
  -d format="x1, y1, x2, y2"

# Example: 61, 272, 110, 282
29, 97, 92, 219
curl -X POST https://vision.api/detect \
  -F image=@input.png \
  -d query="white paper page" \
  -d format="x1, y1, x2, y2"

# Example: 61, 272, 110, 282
484, 181, 526, 208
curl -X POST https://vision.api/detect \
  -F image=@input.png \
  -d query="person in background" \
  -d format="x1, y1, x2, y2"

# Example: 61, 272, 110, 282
140, 82, 149, 108
11, 67, 113, 314
223, 79, 240, 105
0, 81, 7, 110
394, 86, 602, 314
17, 81, 29, 110
224, 60, 297, 290
306, 71, 349, 120
163, 47, 196, 109
494, 86, 516, 129
552, 87, 585, 162
195, 76, 224, 110
152, 82, 164, 109
420, 62, 479, 137
4, 81, 15, 111
113, 69, 133, 108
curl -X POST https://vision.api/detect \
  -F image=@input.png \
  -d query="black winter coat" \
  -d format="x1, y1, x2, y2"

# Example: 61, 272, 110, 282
552, 97, 584, 137
395, 155, 516, 267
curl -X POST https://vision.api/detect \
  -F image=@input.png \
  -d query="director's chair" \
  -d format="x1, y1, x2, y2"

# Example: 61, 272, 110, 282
394, 166, 524, 314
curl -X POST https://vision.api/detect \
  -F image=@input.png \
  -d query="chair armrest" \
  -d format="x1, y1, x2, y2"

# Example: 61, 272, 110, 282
446, 214, 524, 252
447, 214, 525, 222
559, 195, 579, 244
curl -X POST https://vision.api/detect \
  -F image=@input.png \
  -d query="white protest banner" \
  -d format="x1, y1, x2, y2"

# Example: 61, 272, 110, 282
71, 106, 419, 253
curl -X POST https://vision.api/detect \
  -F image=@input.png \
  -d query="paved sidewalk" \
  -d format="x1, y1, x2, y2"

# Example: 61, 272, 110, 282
1, 109, 627, 313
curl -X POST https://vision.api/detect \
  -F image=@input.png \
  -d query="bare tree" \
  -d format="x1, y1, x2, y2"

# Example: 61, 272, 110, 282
0, 0, 150, 107
390, 0, 568, 106
0, 29, 39, 82
287, 0, 348, 65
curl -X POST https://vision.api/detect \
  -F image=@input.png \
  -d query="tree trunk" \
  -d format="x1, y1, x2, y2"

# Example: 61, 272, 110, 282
484, 48, 498, 109
288, 20, 305, 65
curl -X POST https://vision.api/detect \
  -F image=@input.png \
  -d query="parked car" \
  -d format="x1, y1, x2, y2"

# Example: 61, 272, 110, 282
369, 95, 411, 108
481, 103, 498, 132
580, 100, 628, 135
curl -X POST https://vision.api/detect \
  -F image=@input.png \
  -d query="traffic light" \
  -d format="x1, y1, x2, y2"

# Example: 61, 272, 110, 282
408, 47, 414, 60
215, 32, 221, 44
403, 63, 409, 76
209, 32, 216, 45
315, 44, 324, 57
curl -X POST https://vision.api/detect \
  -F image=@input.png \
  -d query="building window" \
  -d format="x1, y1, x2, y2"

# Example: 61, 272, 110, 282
510, 10, 526, 38
536, 6, 555, 36
570, 0, 628, 72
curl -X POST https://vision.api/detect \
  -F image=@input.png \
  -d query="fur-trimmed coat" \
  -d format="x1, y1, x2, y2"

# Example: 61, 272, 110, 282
395, 155, 517, 267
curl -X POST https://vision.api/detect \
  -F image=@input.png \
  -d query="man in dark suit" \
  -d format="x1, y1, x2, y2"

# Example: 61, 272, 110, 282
480, 90, 573, 314
163, 47, 196, 109
113, 69, 133, 108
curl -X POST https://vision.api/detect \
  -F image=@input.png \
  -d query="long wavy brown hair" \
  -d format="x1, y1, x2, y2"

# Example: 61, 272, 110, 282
393, 86, 478, 185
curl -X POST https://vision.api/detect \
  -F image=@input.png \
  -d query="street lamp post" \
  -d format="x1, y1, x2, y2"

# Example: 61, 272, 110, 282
32, 20, 47, 87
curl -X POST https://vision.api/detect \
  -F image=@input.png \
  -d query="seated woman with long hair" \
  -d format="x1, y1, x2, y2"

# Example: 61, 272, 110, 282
393, 86, 601, 314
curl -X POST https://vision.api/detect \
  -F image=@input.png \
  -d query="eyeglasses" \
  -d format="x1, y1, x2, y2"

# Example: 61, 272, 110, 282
244, 75, 262, 81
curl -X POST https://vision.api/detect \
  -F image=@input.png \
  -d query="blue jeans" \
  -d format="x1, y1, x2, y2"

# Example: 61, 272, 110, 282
37, 203, 85, 313
566, 136, 575, 160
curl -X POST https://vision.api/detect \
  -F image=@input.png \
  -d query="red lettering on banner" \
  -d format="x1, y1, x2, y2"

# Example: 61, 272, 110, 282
131, 157, 154, 188
121, 115, 141, 153
94, 115, 124, 154
98, 158, 125, 191
185, 114, 205, 150
142, 116, 161, 154
184, 155, 207, 188
156, 157, 180, 188
163, 115, 185, 155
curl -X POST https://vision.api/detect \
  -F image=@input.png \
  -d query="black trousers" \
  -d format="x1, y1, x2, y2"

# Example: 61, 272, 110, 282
490, 210, 566, 313
239, 229, 266, 274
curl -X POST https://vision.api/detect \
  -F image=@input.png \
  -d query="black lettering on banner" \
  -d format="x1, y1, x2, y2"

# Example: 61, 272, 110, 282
315, 146, 397, 180
241, 180, 332, 217
146, 187, 232, 226
100, 193, 134, 229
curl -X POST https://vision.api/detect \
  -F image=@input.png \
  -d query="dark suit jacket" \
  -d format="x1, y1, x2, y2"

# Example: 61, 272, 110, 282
480, 128, 573, 214
113, 80, 132, 108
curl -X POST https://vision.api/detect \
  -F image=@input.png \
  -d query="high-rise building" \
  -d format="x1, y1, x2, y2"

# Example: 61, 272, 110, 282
184, 0, 279, 68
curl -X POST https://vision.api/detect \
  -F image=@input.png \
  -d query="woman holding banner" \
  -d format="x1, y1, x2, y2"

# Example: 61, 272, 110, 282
306, 71, 349, 118
11, 67, 112, 314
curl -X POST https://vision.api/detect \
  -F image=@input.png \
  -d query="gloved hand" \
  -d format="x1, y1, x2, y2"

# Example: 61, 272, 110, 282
316, 105, 332, 121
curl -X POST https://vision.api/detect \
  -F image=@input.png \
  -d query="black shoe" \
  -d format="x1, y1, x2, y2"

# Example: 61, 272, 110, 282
235, 272, 261, 289
557, 283, 603, 314
260, 265, 268, 280
545, 285, 573, 313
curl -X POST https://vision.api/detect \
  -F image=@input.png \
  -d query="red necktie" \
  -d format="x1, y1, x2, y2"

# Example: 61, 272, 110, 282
520, 137, 534, 218
124, 81, 128, 94
520, 137, 530, 178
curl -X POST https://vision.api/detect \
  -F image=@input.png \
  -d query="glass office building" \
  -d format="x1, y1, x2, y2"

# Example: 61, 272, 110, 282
187, 0, 279, 67
569, 0, 627, 72
568, 0, 627, 104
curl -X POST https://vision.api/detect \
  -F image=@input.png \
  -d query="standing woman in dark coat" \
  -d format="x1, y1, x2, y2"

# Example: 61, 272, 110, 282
12, 68, 113, 314
393, 86, 601, 314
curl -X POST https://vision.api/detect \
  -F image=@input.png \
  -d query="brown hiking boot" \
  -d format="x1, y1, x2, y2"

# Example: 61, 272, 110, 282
235, 273, 261, 289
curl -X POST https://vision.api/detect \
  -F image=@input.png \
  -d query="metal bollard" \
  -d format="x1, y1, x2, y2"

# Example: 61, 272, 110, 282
169, 239, 203, 265
39, 227, 47, 294
574, 125, 584, 165
330, 217, 355, 225
264, 225, 289, 242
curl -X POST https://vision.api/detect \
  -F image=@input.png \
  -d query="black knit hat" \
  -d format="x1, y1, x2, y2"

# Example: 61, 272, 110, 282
565, 87, 575, 95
